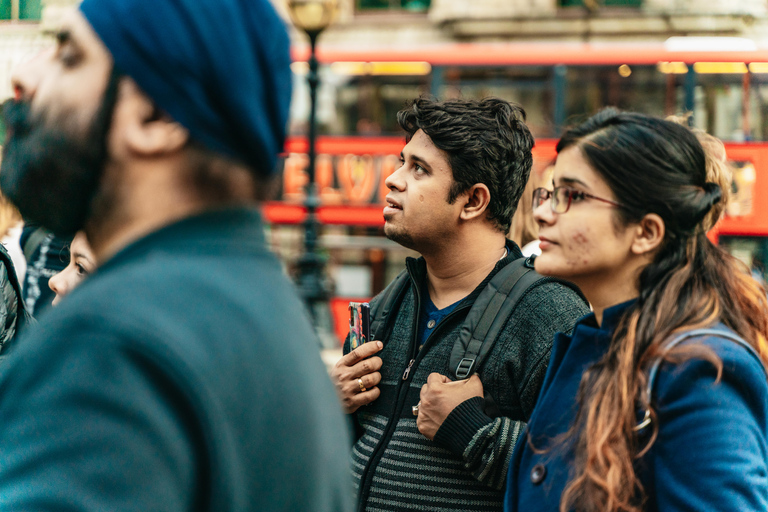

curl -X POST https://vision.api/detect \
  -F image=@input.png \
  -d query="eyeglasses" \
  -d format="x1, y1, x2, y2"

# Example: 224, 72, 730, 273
532, 186, 624, 214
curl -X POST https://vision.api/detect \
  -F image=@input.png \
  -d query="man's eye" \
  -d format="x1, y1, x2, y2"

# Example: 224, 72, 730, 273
58, 48, 81, 68
414, 164, 425, 174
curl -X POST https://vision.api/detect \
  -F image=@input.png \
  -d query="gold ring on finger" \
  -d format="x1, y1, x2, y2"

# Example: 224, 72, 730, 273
358, 378, 367, 393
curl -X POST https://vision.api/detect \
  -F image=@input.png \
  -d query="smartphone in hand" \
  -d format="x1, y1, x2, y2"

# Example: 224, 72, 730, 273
348, 302, 370, 350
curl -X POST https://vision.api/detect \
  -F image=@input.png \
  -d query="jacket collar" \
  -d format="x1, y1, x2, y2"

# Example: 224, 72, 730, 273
405, 238, 525, 306
99, 206, 268, 274
575, 298, 636, 332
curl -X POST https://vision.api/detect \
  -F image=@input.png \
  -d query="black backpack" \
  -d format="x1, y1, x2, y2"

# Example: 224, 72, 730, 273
0, 243, 33, 355
369, 256, 588, 381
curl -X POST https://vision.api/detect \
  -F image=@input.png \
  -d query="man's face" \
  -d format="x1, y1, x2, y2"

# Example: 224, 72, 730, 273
0, 9, 116, 236
383, 129, 464, 253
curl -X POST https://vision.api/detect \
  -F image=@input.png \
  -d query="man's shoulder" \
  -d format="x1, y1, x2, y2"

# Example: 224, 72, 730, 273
517, 278, 587, 312
496, 278, 590, 343
6, 246, 321, 396
84, 243, 284, 310
18, 246, 302, 362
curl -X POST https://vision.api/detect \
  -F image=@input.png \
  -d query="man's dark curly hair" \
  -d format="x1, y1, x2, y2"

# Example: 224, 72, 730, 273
397, 97, 534, 233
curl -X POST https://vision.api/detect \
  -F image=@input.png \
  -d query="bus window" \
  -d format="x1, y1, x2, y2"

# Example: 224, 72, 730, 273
290, 67, 430, 136
565, 65, 678, 125
437, 66, 554, 138
749, 73, 768, 141
693, 71, 749, 142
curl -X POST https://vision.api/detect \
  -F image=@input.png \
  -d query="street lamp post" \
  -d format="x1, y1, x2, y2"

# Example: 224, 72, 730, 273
287, 0, 339, 346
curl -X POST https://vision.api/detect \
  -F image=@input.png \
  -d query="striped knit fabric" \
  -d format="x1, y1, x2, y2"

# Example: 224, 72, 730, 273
348, 248, 590, 512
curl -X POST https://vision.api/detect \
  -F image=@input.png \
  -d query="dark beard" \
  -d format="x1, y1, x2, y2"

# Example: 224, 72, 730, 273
0, 69, 120, 238
383, 223, 415, 251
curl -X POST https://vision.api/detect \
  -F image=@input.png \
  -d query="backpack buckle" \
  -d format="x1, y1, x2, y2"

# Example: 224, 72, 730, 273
524, 256, 536, 269
455, 357, 475, 379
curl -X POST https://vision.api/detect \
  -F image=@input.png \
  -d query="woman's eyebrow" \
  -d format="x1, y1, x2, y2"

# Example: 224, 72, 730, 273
557, 176, 590, 188
72, 251, 93, 263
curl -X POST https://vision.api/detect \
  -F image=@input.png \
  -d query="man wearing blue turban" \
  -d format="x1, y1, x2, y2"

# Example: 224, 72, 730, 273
0, 1, 353, 510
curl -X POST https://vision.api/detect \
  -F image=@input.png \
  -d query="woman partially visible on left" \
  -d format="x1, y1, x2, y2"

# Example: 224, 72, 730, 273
49, 231, 96, 306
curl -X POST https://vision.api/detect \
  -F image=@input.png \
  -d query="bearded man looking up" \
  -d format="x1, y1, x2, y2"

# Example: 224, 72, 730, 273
0, 1, 352, 510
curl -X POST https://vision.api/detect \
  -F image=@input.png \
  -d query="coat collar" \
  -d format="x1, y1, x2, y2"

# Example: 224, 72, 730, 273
99, 206, 268, 274
534, 299, 636, 425
404, 238, 525, 306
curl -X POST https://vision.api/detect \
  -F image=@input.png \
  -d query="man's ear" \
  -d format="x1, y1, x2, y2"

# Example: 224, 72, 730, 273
117, 79, 189, 156
631, 213, 665, 256
459, 184, 491, 221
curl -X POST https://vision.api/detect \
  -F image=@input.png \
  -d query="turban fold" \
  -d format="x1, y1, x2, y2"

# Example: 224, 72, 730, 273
79, 0, 292, 177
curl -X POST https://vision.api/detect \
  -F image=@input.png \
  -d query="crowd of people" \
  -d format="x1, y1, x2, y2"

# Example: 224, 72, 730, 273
0, 0, 765, 510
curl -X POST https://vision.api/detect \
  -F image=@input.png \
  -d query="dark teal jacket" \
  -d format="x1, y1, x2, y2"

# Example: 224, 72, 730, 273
0, 208, 353, 511
506, 301, 768, 512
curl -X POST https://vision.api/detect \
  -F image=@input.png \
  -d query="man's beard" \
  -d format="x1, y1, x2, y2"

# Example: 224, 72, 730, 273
383, 222, 415, 251
0, 69, 120, 238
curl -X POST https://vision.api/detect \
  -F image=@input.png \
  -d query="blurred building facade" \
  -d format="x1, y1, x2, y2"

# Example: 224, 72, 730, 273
315, 0, 768, 46
2, 0, 767, 136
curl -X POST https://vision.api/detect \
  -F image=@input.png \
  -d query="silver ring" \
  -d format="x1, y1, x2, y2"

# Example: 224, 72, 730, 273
358, 378, 367, 393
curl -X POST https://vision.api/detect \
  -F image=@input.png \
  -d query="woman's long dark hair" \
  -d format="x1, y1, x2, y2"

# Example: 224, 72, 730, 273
555, 109, 768, 512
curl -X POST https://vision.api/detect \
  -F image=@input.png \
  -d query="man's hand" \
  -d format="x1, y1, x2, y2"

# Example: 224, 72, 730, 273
417, 373, 484, 440
330, 341, 384, 414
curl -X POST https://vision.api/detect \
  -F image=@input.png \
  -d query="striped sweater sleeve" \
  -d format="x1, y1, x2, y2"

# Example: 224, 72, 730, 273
434, 397, 524, 490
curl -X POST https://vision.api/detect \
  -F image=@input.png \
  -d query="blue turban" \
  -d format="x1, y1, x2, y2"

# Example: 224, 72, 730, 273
79, 0, 292, 178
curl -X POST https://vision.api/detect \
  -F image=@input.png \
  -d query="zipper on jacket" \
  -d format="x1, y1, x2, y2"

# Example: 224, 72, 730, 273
356, 270, 470, 512
402, 359, 415, 380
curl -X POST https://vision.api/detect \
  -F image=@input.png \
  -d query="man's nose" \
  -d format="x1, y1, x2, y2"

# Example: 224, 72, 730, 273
384, 164, 406, 191
10, 47, 54, 102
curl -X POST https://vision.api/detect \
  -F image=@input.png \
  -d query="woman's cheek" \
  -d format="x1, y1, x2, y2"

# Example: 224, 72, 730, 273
565, 227, 594, 267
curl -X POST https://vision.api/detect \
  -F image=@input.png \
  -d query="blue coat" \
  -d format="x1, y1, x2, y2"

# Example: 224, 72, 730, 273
505, 301, 768, 512
0, 208, 353, 511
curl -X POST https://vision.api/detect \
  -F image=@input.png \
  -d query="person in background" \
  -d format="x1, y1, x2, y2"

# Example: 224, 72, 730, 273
48, 231, 95, 306
509, 162, 554, 257
0, 194, 25, 275
506, 109, 768, 512
0, 0, 352, 510
0, 195, 28, 353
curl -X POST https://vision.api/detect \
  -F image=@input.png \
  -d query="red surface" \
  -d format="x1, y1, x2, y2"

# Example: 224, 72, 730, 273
716, 143, 768, 238
285, 136, 405, 155
291, 42, 768, 66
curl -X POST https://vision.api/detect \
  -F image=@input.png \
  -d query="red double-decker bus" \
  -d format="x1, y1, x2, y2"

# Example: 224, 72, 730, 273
270, 42, 768, 342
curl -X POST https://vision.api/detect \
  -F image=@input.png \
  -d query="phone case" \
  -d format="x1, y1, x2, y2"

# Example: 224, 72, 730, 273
348, 302, 371, 350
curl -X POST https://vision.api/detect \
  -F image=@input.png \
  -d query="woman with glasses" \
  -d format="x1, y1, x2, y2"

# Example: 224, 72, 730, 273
504, 109, 768, 512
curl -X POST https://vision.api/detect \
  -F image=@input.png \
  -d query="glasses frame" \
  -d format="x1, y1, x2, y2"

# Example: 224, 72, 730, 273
532, 186, 624, 214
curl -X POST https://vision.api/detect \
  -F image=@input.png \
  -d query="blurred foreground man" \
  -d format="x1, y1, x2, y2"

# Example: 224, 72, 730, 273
0, 1, 352, 510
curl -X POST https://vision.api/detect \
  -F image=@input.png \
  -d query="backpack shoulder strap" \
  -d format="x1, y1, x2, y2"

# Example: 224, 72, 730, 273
369, 269, 410, 343
636, 328, 766, 432
450, 257, 545, 380
0, 244, 32, 351
646, 328, 765, 392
